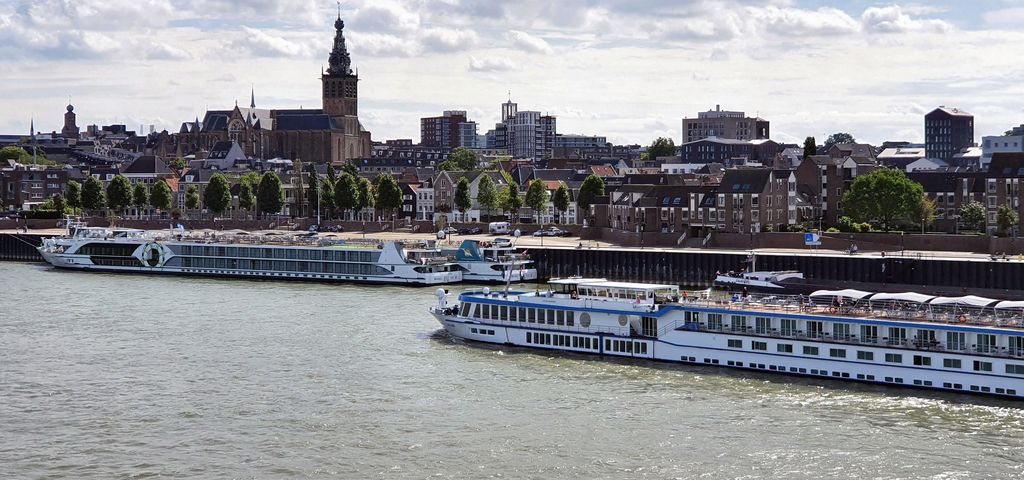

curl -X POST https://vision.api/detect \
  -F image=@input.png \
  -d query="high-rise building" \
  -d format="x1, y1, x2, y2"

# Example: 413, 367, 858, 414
924, 106, 974, 162
982, 126, 1024, 169
420, 110, 467, 149
682, 105, 769, 143
457, 121, 479, 149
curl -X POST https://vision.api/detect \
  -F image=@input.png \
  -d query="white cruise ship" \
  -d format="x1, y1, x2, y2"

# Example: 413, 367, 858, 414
441, 239, 537, 284
38, 225, 462, 285
431, 280, 1024, 397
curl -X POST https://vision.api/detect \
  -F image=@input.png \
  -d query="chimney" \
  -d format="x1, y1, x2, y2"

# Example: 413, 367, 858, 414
716, 104, 720, 112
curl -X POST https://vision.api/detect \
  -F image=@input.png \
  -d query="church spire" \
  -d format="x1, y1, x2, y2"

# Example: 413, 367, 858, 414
30, 116, 34, 141
250, 86, 255, 109
326, 9, 353, 77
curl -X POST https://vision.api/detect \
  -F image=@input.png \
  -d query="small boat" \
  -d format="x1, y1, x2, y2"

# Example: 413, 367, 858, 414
442, 238, 537, 284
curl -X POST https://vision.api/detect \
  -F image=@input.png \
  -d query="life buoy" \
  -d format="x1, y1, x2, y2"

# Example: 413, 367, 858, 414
142, 242, 168, 268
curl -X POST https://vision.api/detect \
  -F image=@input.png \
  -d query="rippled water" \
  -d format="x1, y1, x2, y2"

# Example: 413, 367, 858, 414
2, 262, 1024, 479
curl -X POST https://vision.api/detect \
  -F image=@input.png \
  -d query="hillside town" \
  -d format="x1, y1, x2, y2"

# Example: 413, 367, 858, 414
2, 15, 1023, 241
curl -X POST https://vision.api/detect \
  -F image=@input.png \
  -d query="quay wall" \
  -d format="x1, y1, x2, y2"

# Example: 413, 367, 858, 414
0, 234, 44, 262
527, 247, 1024, 298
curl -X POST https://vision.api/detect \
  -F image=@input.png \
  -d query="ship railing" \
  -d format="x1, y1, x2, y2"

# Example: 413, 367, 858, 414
683, 293, 1024, 330
677, 323, 1024, 358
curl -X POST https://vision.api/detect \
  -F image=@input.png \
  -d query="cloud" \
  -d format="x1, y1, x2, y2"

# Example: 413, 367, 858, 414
191, 0, 320, 25
861, 5, 952, 34
229, 27, 315, 57
420, 27, 479, 53
144, 42, 192, 60
506, 30, 553, 54
982, 7, 1024, 26
468, 55, 516, 72
24, 0, 174, 30
351, 1, 420, 34
750, 6, 860, 36
348, 32, 418, 57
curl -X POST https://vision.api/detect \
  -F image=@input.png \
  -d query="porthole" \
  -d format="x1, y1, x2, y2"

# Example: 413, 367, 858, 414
618, 314, 628, 326
580, 313, 591, 328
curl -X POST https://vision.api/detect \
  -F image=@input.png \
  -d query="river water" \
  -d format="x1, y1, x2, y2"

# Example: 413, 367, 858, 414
2, 262, 1023, 479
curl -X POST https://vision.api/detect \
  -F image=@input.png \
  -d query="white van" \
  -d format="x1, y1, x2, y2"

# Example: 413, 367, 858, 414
488, 222, 511, 234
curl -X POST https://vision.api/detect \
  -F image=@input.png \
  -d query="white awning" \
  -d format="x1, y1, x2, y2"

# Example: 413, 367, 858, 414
929, 295, 997, 308
994, 300, 1024, 310
869, 292, 936, 304
809, 289, 873, 300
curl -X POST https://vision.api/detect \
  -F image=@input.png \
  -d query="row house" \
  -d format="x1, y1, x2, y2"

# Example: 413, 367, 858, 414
431, 170, 509, 222
907, 171, 983, 233
678, 138, 782, 166
794, 155, 877, 226
0, 165, 69, 211
979, 153, 1024, 234
693, 169, 797, 234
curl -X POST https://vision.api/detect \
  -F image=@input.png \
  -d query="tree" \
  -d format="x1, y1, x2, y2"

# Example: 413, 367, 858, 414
823, 132, 855, 150
525, 179, 549, 223
151, 180, 173, 214
997, 204, 1019, 237
373, 173, 403, 225
131, 182, 149, 218
257, 171, 285, 217
476, 174, 498, 220
65, 180, 82, 213
501, 182, 523, 222
306, 166, 320, 220
959, 201, 986, 232
185, 185, 200, 213
204, 173, 232, 217
237, 181, 255, 217
106, 175, 133, 214
438, 147, 478, 171
341, 161, 359, 178
552, 183, 570, 223
167, 157, 187, 171
842, 168, 923, 231
576, 174, 606, 218
334, 172, 359, 220
803, 136, 817, 160
82, 176, 106, 212
293, 159, 305, 218
646, 137, 677, 161
323, 165, 338, 219
51, 193, 66, 215
0, 146, 31, 163
357, 177, 373, 221
454, 176, 472, 220
916, 196, 937, 233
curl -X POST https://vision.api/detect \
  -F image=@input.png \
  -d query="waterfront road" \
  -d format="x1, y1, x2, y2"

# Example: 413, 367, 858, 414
4, 227, 1019, 263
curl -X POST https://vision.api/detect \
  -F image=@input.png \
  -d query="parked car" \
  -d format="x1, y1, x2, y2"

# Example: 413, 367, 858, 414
459, 227, 482, 235
533, 227, 570, 237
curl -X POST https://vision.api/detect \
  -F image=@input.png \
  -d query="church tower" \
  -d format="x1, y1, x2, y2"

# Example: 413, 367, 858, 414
62, 103, 80, 140
322, 14, 359, 140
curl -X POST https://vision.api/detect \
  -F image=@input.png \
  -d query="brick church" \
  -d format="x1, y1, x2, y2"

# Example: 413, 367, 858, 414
171, 14, 371, 165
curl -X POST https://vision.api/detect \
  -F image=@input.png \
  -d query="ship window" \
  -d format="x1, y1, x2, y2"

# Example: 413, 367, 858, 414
528, 309, 536, 323
913, 355, 931, 366
777, 344, 793, 353
752, 341, 767, 351
755, 317, 771, 334
708, 314, 723, 330
829, 348, 846, 358
977, 334, 997, 354
518, 307, 526, 321
1006, 364, 1024, 375
946, 332, 966, 350
547, 310, 555, 325
857, 351, 873, 361
481, 305, 490, 319
807, 321, 824, 338
566, 311, 574, 327
860, 325, 878, 343
888, 327, 907, 345
832, 323, 851, 339
973, 361, 993, 372
500, 305, 508, 320
556, 310, 565, 326
730, 315, 747, 332
579, 313, 591, 328
943, 358, 961, 368
803, 346, 819, 355
727, 339, 743, 348
884, 353, 902, 363
526, 332, 532, 343
780, 319, 797, 336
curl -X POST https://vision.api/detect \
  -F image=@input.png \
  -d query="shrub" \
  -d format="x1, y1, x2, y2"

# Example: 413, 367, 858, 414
826, 227, 840, 233
838, 216, 857, 233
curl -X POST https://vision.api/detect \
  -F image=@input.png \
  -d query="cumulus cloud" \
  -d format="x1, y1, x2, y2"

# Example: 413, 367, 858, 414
420, 27, 479, 53
749, 6, 860, 36
144, 42, 192, 61
861, 5, 952, 34
981, 7, 1024, 27
468, 55, 516, 72
229, 27, 315, 57
24, 0, 174, 30
506, 30, 554, 54
348, 32, 418, 57
352, 0, 421, 34
192, 0, 320, 25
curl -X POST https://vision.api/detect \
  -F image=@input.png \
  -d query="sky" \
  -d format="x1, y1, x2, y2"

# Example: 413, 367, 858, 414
2, 0, 1023, 147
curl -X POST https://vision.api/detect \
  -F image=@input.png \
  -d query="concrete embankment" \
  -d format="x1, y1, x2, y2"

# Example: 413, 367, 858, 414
0, 233, 43, 261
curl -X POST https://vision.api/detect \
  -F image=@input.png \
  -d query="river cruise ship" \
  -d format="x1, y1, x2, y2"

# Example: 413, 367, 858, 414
442, 239, 537, 284
431, 280, 1024, 397
38, 226, 462, 285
